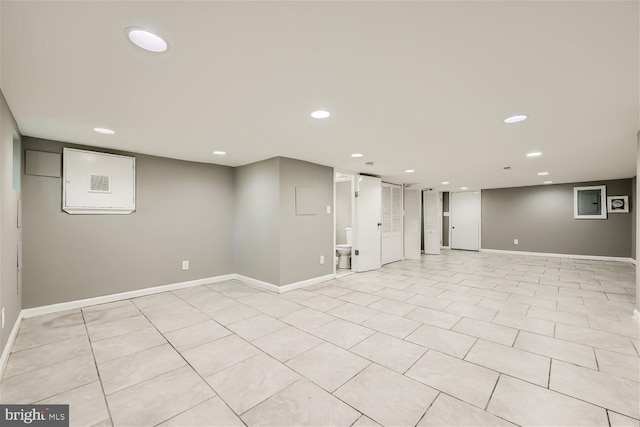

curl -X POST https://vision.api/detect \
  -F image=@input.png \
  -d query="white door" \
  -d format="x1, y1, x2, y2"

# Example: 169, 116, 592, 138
451, 191, 480, 251
352, 175, 382, 272
423, 190, 441, 255
404, 189, 421, 260
381, 183, 403, 264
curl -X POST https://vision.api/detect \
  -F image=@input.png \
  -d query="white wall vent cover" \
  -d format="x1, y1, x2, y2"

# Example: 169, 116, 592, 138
90, 174, 111, 193
63, 148, 135, 214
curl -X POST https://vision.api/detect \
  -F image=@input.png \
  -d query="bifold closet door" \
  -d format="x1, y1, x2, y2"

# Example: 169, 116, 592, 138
404, 189, 421, 260
381, 183, 403, 265
423, 190, 440, 255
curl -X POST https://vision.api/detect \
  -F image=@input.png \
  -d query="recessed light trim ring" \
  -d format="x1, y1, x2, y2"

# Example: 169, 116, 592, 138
126, 27, 169, 53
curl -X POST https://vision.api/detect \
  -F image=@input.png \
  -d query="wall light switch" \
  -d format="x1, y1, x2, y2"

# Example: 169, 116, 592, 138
513, 239, 519, 245
326, 205, 331, 214
320, 255, 325, 264
182, 261, 189, 270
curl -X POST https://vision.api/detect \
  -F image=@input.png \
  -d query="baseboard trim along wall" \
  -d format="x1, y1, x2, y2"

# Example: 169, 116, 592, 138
20, 272, 337, 321
480, 249, 634, 264
629, 259, 637, 266
21, 275, 236, 319
232, 273, 336, 294
0, 271, 336, 381
0, 315, 23, 381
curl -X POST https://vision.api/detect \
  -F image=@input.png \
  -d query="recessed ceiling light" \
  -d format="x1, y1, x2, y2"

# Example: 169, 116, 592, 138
213, 151, 226, 156
311, 110, 330, 119
544, 181, 553, 184
504, 114, 528, 124
351, 153, 363, 158
537, 172, 549, 176
526, 152, 542, 157
441, 181, 450, 185
405, 169, 415, 173
94, 127, 115, 135
126, 28, 168, 53
460, 187, 468, 190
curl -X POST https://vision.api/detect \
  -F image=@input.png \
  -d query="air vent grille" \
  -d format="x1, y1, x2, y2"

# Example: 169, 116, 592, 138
90, 174, 110, 193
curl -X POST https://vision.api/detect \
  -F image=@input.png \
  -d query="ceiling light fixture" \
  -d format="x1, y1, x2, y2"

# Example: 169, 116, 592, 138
441, 181, 450, 185
213, 151, 226, 156
537, 172, 549, 176
504, 114, 528, 124
311, 110, 330, 119
94, 127, 115, 135
544, 181, 553, 184
526, 152, 542, 157
405, 169, 415, 173
351, 153, 363, 158
126, 28, 169, 53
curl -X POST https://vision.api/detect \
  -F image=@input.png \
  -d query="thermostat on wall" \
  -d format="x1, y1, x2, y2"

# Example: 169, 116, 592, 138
62, 148, 136, 214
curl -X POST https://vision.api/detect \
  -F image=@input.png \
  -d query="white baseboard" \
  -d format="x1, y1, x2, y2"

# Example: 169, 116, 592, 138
21, 275, 235, 319
1, 271, 336, 378
480, 249, 634, 264
629, 258, 637, 266
233, 273, 336, 294
0, 315, 22, 381
279, 274, 336, 293
233, 274, 281, 293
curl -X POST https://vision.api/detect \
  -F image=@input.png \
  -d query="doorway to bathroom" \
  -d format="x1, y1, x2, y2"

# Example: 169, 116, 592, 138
335, 172, 355, 278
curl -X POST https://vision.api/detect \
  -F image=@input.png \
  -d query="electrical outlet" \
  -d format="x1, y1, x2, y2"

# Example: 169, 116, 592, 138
1, 307, 5, 329
320, 255, 325, 264
182, 260, 189, 270
514, 239, 519, 245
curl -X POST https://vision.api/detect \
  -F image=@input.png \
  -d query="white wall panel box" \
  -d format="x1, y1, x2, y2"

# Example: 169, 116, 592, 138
62, 148, 136, 214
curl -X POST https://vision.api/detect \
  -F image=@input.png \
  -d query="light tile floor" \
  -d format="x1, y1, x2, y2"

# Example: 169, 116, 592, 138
1, 251, 639, 426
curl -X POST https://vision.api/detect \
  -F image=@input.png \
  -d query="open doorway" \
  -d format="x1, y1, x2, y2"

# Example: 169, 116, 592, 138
335, 172, 355, 278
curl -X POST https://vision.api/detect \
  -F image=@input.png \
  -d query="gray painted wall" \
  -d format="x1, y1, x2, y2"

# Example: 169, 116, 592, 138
279, 157, 334, 285
233, 157, 281, 285
0, 90, 22, 356
632, 176, 636, 260
636, 131, 639, 311
233, 157, 334, 286
22, 137, 235, 308
336, 180, 352, 245
482, 179, 633, 258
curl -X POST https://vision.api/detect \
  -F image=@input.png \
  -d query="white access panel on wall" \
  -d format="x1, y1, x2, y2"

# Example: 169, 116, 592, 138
63, 148, 136, 215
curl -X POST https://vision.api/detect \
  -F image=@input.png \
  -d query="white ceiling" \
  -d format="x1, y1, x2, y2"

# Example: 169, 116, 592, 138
1, 1, 638, 190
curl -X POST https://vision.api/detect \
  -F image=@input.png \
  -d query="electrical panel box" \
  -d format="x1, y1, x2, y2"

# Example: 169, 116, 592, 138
63, 148, 136, 215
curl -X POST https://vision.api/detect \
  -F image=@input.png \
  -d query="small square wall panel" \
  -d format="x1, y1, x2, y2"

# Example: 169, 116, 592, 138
25, 150, 61, 178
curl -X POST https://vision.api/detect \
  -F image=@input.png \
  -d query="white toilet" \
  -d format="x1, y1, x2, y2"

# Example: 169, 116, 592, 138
336, 227, 352, 269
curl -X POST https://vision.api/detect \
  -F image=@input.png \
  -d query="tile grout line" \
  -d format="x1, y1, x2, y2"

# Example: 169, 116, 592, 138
483, 373, 501, 411
132, 296, 250, 427
80, 308, 116, 426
